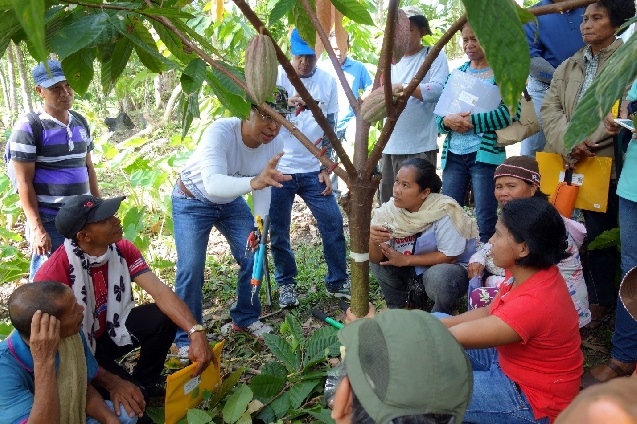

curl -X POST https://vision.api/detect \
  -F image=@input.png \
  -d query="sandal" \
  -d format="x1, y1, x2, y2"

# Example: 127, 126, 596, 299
581, 359, 636, 389
584, 304, 613, 330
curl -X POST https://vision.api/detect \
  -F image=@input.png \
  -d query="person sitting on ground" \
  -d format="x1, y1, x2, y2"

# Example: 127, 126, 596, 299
467, 156, 591, 327
0, 281, 137, 424
369, 158, 478, 313
439, 197, 583, 423
329, 309, 472, 424
33, 195, 214, 418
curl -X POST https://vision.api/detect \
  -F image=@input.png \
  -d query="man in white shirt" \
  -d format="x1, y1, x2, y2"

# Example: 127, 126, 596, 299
270, 29, 350, 308
378, 6, 449, 203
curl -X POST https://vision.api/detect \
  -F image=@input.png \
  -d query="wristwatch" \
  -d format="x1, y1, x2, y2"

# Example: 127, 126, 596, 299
187, 324, 205, 337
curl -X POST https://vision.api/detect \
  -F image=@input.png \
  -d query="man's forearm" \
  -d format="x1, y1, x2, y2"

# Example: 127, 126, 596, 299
16, 179, 43, 231
30, 358, 60, 424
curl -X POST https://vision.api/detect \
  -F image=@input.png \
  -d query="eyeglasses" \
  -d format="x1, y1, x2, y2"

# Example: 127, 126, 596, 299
253, 108, 281, 126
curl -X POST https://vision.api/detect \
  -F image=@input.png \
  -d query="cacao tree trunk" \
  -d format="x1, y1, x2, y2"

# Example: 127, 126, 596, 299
14, 43, 32, 112
6, 43, 18, 114
154, 75, 163, 109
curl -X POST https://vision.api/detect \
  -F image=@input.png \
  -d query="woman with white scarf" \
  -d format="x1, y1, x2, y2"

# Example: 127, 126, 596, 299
370, 158, 478, 312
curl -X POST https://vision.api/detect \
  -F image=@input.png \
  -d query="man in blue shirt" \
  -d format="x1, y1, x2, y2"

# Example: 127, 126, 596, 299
0, 282, 138, 424
521, 0, 585, 157
321, 31, 373, 195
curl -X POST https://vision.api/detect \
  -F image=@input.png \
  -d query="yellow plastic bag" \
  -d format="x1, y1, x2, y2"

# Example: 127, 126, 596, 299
164, 341, 224, 424
537, 152, 612, 213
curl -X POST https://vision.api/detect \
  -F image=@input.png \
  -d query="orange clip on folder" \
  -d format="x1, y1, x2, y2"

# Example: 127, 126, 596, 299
164, 341, 224, 424
536, 152, 612, 213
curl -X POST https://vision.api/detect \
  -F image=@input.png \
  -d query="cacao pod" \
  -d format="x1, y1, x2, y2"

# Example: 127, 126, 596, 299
393, 10, 410, 63
361, 86, 397, 123
245, 35, 277, 105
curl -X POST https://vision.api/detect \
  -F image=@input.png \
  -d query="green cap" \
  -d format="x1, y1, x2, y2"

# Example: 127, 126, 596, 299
338, 310, 472, 423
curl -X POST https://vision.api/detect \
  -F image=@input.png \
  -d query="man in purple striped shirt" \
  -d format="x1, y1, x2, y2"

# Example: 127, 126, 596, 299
9, 60, 99, 280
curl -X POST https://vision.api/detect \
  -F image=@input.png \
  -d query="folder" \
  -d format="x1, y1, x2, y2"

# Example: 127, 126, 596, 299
536, 152, 612, 213
164, 341, 224, 424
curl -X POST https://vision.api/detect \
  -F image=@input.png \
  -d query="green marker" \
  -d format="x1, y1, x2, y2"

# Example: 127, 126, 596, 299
312, 310, 344, 329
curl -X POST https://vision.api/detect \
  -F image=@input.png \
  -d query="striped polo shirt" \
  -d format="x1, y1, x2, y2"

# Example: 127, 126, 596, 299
9, 110, 94, 215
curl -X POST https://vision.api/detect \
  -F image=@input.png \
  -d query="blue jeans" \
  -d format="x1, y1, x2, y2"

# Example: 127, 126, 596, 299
269, 172, 348, 291
86, 401, 138, 423
442, 151, 498, 243
463, 348, 549, 424
611, 196, 637, 363
171, 185, 258, 346
27, 212, 65, 281
520, 76, 549, 157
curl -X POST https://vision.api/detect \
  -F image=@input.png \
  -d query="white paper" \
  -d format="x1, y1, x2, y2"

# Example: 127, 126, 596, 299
434, 69, 503, 116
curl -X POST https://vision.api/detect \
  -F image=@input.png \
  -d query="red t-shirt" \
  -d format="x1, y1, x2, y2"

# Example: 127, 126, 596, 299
34, 240, 150, 339
491, 266, 583, 422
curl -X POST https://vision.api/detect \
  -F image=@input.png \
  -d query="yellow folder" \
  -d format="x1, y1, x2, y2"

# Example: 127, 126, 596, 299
164, 341, 224, 424
536, 152, 612, 213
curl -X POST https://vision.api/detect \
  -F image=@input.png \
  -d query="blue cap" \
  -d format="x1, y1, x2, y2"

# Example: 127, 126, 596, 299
290, 28, 315, 56
32, 60, 67, 88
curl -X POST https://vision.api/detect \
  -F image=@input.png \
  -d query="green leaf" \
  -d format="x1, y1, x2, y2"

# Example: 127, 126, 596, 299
101, 36, 133, 93
10, 0, 47, 62
290, 3, 315, 47
261, 361, 288, 379
222, 384, 253, 424
209, 367, 245, 408
515, 4, 536, 25
181, 58, 207, 95
186, 408, 213, 424
285, 313, 305, 346
565, 35, 637, 150
250, 373, 286, 398
588, 228, 620, 250
112, 16, 175, 74
463, 0, 529, 109
171, 18, 222, 59
306, 405, 336, 424
330, 0, 374, 26
151, 20, 197, 64
269, 0, 297, 24
0, 10, 23, 57
263, 333, 297, 372
49, 12, 108, 59
205, 69, 250, 119
269, 380, 319, 419
304, 326, 338, 367
138, 7, 195, 19
62, 48, 95, 96
144, 407, 165, 424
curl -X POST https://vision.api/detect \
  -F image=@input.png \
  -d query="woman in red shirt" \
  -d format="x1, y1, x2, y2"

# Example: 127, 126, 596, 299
440, 197, 583, 423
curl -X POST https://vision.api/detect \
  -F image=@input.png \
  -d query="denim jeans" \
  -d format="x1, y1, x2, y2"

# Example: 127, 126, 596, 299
611, 196, 637, 363
172, 185, 258, 345
269, 172, 348, 291
370, 262, 468, 313
520, 76, 549, 158
582, 180, 619, 307
442, 151, 498, 243
463, 347, 549, 424
27, 212, 65, 281
86, 401, 137, 424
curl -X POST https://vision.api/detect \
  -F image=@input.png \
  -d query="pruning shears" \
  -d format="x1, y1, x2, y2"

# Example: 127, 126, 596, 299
250, 215, 271, 305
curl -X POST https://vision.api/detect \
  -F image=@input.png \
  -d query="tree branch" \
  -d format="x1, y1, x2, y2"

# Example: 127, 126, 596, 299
232, 0, 353, 181
381, 0, 398, 120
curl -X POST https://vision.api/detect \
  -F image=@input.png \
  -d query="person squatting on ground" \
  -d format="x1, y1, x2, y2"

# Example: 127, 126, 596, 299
7, 59, 99, 281
542, 0, 635, 329
378, 6, 448, 204
328, 309, 472, 424
519, 0, 585, 157
369, 158, 478, 313
0, 282, 137, 424
437, 24, 520, 244
33, 195, 214, 416
439, 197, 583, 423
171, 87, 292, 340
467, 156, 591, 327
270, 29, 350, 309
